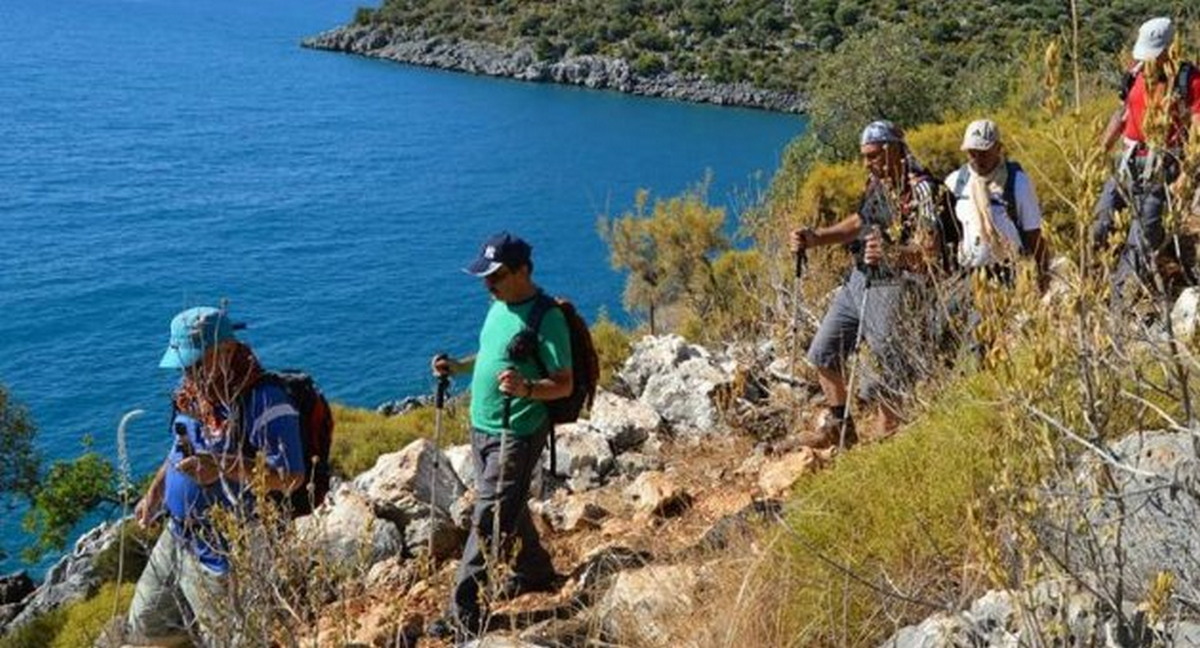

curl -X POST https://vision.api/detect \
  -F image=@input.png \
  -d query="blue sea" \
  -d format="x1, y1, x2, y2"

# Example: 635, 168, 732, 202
0, 0, 804, 572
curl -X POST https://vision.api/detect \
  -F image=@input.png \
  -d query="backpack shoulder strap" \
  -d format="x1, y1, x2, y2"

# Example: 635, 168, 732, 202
1177, 61, 1195, 103
1003, 161, 1023, 229
1003, 161, 1036, 254
952, 165, 970, 200
525, 292, 559, 378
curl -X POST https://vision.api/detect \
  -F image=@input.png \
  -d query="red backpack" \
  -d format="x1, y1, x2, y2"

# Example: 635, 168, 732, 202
236, 370, 334, 517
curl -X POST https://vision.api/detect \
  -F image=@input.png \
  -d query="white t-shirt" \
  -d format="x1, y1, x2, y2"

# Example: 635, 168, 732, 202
944, 166, 1042, 269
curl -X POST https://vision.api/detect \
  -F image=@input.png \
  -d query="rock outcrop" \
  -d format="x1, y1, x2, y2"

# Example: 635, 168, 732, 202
880, 581, 1200, 648
354, 438, 466, 520
617, 335, 737, 436
301, 25, 805, 113
295, 486, 403, 568
5, 521, 122, 632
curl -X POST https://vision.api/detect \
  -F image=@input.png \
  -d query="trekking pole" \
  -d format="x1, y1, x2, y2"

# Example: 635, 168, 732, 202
491, 389, 514, 583
428, 370, 451, 561
791, 247, 808, 382
841, 226, 879, 451
791, 246, 808, 430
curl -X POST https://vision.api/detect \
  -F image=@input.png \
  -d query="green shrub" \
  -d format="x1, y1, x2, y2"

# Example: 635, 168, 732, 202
331, 403, 469, 477
773, 371, 1005, 645
633, 52, 665, 76
352, 7, 375, 25
22, 448, 117, 561
0, 609, 66, 648
51, 583, 135, 648
590, 308, 633, 389
0, 583, 135, 648
90, 520, 158, 586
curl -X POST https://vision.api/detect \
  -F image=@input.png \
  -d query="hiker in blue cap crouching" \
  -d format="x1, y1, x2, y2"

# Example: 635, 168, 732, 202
124, 306, 305, 647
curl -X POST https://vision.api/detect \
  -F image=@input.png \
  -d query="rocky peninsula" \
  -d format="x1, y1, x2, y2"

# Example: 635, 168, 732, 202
301, 24, 806, 114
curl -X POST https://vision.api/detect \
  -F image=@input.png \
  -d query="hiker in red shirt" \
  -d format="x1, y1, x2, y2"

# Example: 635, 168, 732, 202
1093, 17, 1200, 297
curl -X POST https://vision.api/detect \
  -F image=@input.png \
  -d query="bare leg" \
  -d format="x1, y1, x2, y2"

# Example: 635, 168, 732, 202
817, 366, 847, 408
875, 400, 903, 439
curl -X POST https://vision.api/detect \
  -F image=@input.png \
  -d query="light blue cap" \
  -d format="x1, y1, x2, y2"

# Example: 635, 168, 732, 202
158, 306, 240, 369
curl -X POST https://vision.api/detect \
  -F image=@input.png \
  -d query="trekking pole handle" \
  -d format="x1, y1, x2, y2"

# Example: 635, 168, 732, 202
502, 396, 513, 430
863, 224, 882, 289
435, 375, 450, 408
795, 247, 807, 279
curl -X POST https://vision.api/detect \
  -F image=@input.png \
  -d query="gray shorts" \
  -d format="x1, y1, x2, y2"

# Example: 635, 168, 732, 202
807, 268, 933, 402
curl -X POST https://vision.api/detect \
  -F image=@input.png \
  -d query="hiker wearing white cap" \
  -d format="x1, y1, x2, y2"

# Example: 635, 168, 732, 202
1093, 17, 1200, 297
788, 120, 951, 447
946, 119, 1049, 287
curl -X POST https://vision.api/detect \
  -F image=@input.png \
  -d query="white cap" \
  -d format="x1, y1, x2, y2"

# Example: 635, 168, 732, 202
1133, 17, 1173, 62
961, 119, 1000, 151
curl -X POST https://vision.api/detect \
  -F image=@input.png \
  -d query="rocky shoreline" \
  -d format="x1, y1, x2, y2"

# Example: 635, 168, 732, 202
301, 24, 806, 114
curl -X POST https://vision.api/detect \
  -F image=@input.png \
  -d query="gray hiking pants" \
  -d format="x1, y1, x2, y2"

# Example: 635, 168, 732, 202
125, 529, 228, 647
449, 422, 556, 634
807, 268, 934, 404
1093, 176, 1172, 295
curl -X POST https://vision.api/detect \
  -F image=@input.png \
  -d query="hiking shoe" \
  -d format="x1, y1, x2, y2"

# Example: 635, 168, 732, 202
496, 574, 565, 601
795, 412, 857, 450
426, 615, 479, 642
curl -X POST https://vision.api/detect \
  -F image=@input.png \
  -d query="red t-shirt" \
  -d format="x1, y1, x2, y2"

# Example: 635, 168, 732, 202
1123, 68, 1200, 147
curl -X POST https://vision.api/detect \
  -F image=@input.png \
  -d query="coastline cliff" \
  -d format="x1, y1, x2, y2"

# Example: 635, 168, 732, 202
301, 25, 806, 114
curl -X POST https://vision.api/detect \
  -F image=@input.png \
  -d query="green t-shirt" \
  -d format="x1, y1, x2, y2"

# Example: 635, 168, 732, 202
469, 294, 573, 437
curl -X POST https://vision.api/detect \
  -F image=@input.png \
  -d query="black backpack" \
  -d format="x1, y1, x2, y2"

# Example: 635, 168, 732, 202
508, 292, 600, 474
950, 160, 1032, 255
1120, 61, 1194, 104
234, 370, 335, 517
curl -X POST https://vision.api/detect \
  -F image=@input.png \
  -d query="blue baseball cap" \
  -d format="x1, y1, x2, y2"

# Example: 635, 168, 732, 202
158, 306, 242, 369
463, 231, 532, 277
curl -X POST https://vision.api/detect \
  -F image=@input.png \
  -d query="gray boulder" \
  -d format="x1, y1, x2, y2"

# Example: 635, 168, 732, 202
1173, 287, 1200, 341
375, 395, 430, 417
617, 335, 735, 435
613, 451, 665, 478
403, 512, 467, 561
7, 520, 121, 631
1061, 430, 1200, 602
588, 390, 660, 454
548, 423, 614, 481
595, 564, 704, 648
353, 438, 466, 520
295, 486, 402, 568
624, 471, 692, 518
879, 579, 1200, 648
444, 443, 475, 488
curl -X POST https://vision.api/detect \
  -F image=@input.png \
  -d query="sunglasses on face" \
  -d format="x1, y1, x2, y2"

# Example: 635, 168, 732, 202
485, 265, 513, 283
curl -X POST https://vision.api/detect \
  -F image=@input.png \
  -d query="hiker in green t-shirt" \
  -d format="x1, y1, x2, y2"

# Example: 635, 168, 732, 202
429, 232, 570, 640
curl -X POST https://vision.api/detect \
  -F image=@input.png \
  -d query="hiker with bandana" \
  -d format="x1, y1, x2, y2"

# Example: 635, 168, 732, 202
1092, 17, 1200, 298
946, 119, 1050, 288
124, 306, 305, 647
789, 120, 949, 447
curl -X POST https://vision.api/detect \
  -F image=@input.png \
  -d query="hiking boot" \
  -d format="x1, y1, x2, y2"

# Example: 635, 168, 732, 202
426, 614, 480, 642
795, 412, 857, 450
496, 573, 565, 601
